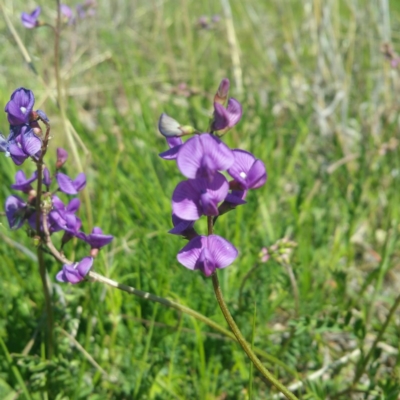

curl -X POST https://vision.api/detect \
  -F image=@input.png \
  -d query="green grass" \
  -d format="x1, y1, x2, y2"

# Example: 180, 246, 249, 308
1, 0, 400, 398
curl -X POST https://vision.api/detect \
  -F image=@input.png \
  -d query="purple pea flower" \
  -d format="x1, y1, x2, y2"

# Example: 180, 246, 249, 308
7, 125, 42, 165
5, 195, 29, 230
172, 173, 229, 220
56, 256, 93, 284
211, 98, 242, 133
177, 235, 238, 276
214, 78, 230, 105
56, 147, 68, 169
21, 7, 41, 29
56, 172, 86, 195
168, 214, 197, 239
60, 4, 73, 22
48, 196, 82, 234
11, 170, 38, 192
228, 150, 267, 190
159, 137, 183, 160
78, 227, 113, 249
177, 133, 234, 181
5, 88, 35, 125
43, 168, 52, 188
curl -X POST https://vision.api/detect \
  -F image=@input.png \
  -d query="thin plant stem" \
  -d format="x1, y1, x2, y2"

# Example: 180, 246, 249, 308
211, 272, 298, 400
34, 120, 54, 359
39, 215, 298, 377
207, 217, 297, 399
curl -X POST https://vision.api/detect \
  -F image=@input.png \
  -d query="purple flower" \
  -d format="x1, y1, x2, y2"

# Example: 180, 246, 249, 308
7, 125, 42, 165
177, 133, 234, 181
177, 235, 238, 276
227, 150, 267, 190
0, 134, 7, 152
214, 78, 230, 104
172, 173, 229, 220
168, 214, 197, 239
43, 168, 52, 187
159, 137, 183, 160
211, 98, 242, 132
60, 4, 73, 20
21, 7, 41, 29
56, 147, 68, 169
11, 170, 38, 192
78, 227, 113, 249
56, 172, 86, 195
48, 197, 82, 234
5, 195, 29, 230
5, 88, 35, 125
56, 256, 93, 284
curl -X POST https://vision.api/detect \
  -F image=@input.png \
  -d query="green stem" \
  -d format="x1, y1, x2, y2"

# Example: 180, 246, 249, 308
206, 216, 297, 399
35, 121, 54, 360
211, 272, 298, 400
87, 271, 296, 377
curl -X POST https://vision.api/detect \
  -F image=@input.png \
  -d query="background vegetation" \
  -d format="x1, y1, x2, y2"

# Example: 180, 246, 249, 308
1, 0, 400, 398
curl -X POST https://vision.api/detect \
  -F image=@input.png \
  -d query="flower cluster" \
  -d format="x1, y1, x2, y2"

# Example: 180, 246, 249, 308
21, 1, 97, 29
0, 88, 44, 165
158, 79, 267, 277
3, 88, 113, 284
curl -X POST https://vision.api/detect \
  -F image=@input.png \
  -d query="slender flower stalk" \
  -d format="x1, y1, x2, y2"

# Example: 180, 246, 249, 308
34, 118, 54, 359
207, 216, 298, 399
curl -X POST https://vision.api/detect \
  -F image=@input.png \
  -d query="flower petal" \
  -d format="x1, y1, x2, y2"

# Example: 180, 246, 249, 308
56, 172, 78, 195
76, 257, 94, 277
177, 236, 204, 270
207, 235, 238, 269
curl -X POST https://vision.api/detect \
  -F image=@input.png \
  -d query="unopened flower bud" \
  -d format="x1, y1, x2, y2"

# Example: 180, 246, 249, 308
56, 147, 68, 169
158, 113, 196, 137
214, 78, 230, 105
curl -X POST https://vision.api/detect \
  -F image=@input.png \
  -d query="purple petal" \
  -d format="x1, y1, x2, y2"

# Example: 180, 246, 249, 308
212, 103, 230, 131
228, 150, 267, 190
11, 170, 38, 192
76, 257, 93, 276
36, 109, 49, 122
43, 168, 51, 187
177, 235, 237, 276
5, 88, 35, 125
177, 134, 234, 179
159, 137, 183, 160
56, 147, 68, 168
207, 235, 238, 269
172, 180, 202, 220
225, 98, 242, 127
246, 159, 267, 189
21, 129, 42, 156
21, 7, 41, 29
51, 195, 65, 211
169, 214, 195, 235
177, 236, 204, 270
56, 264, 82, 284
56, 172, 78, 195
172, 173, 228, 220
72, 173, 86, 192
5, 195, 27, 230
81, 227, 113, 248
8, 142, 28, 165
66, 198, 81, 213
60, 4, 73, 18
